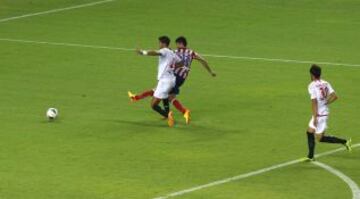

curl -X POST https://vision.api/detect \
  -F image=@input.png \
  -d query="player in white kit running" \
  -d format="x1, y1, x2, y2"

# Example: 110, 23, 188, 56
306, 64, 352, 160
130, 36, 182, 127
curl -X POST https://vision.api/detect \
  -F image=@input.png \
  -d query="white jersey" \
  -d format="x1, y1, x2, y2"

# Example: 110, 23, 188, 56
157, 48, 181, 80
308, 79, 335, 116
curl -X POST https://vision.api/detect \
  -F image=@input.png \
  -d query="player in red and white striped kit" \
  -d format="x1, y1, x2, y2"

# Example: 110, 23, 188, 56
128, 36, 216, 124
168, 36, 216, 124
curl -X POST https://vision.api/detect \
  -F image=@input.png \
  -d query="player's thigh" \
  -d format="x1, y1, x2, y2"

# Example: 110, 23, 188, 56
169, 78, 184, 96
315, 133, 324, 141
308, 116, 328, 135
308, 117, 316, 133
169, 86, 179, 96
316, 117, 328, 134
307, 127, 316, 133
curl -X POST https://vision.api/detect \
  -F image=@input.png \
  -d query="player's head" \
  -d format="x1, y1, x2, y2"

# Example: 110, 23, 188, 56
310, 64, 321, 80
158, 36, 170, 48
176, 36, 187, 48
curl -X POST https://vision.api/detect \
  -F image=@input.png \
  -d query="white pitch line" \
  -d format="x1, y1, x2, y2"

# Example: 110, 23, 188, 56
0, 0, 115, 23
0, 38, 133, 51
201, 53, 360, 68
0, 38, 359, 68
153, 143, 360, 199
313, 161, 360, 199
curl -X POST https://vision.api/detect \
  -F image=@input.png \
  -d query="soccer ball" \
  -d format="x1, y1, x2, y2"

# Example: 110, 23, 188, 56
46, 108, 58, 120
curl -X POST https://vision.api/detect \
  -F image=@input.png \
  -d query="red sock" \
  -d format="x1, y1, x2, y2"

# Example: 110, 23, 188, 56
135, 90, 154, 100
172, 99, 187, 114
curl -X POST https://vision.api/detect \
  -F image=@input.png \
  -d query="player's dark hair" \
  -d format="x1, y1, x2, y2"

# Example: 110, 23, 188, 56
158, 36, 170, 46
310, 64, 321, 78
176, 36, 187, 47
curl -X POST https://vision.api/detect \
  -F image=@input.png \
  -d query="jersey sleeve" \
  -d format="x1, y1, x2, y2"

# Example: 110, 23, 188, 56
157, 48, 167, 57
327, 83, 335, 94
191, 51, 199, 59
308, 85, 317, 99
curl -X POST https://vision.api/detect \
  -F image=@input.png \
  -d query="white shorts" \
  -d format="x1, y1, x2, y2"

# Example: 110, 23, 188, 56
308, 116, 328, 134
153, 78, 175, 99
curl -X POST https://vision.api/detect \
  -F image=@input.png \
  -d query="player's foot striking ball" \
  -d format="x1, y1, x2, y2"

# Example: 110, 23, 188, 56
305, 64, 352, 159
129, 36, 183, 126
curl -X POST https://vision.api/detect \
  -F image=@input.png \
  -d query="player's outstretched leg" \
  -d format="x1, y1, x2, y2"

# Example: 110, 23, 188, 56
306, 131, 316, 160
128, 90, 154, 102
316, 134, 351, 152
171, 99, 191, 124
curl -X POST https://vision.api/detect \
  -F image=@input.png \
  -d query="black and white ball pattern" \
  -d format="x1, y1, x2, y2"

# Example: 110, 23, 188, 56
46, 108, 58, 120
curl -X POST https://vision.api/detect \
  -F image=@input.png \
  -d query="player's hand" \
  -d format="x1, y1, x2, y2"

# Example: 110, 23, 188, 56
324, 99, 328, 105
135, 49, 143, 55
135, 49, 142, 55
136, 49, 148, 56
313, 117, 318, 127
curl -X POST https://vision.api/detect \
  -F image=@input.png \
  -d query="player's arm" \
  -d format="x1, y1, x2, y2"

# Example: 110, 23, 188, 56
326, 92, 338, 105
136, 49, 162, 56
174, 55, 184, 69
193, 54, 216, 77
174, 60, 184, 68
311, 99, 318, 127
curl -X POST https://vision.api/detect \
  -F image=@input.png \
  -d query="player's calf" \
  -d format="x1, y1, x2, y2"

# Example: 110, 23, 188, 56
151, 98, 169, 118
317, 133, 351, 151
306, 130, 316, 159
171, 98, 187, 114
128, 90, 154, 103
316, 133, 347, 144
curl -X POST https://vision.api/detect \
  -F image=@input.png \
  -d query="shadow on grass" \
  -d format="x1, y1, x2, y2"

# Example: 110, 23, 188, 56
106, 119, 242, 144
111, 119, 168, 128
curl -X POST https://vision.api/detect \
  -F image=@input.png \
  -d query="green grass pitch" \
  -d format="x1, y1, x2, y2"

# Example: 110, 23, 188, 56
0, 0, 360, 198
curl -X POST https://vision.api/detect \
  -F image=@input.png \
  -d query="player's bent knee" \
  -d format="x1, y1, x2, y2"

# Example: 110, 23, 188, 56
315, 134, 323, 142
151, 105, 157, 110
168, 95, 175, 101
307, 128, 315, 134
151, 102, 157, 109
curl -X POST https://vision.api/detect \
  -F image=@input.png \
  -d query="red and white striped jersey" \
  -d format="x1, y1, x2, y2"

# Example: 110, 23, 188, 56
174, 48, 198, 79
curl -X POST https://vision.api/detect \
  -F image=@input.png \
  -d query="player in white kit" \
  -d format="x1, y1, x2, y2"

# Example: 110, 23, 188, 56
306, 64, 352, 160
129, 36, 182, 127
